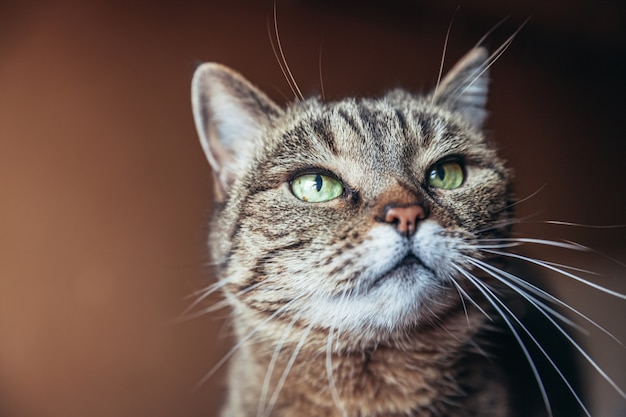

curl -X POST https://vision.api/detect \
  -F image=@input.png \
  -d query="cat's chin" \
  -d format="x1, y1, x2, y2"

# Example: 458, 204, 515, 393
301, 264, 449, 338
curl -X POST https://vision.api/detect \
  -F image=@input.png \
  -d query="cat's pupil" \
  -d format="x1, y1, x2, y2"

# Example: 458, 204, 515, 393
315, 174, 322, 192
436, 165, 446, 180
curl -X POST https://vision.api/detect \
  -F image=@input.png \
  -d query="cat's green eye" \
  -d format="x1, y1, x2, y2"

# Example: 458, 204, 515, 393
427, 161, 465, 190
291, 173, 343, 203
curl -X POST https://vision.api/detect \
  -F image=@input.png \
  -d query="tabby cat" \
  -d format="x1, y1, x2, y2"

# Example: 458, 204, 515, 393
190, 47, 620, 417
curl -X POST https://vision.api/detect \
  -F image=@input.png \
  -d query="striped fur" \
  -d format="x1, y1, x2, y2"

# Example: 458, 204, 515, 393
192, 48, 541, 417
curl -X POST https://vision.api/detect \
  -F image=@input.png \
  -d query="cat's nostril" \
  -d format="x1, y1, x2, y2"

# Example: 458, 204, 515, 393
382, 205, 427, 237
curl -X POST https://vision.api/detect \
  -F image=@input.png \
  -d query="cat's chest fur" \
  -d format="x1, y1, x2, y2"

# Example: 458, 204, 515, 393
226, 309, 510, 417
191, 48, 545, 417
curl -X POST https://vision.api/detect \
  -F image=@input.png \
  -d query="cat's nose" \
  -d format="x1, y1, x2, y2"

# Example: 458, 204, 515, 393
381, 204, 427, 237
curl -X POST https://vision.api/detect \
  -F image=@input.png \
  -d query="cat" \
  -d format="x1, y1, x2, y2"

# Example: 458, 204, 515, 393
190, 43, 623, 417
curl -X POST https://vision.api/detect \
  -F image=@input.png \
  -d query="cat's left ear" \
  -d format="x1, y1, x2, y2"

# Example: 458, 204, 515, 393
431, 47, 490, 129
191, 63, 282, 202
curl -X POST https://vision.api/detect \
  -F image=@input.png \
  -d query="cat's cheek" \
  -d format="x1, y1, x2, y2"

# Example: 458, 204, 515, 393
412, 221, 464, 275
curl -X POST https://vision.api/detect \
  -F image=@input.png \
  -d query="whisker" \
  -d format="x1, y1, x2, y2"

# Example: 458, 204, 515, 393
485, 249, 626, 299
505, 183, 547, 210
450, 279, 471, 326
469, 258, 622, 344
475, 233, 625, 272
477, 264, 586, 333
176, 299, 231, 321
183, 279, 226, 302
561, 238, 626, 269
431, 5, 460, 103
183, 254, 291, 307
471, 215, 534, 235
267, 17, 296, 101
476, 271, 592, 417
477, 237, 589, 252
469, 258, 625, 402
325, 290, 349, 417
448, 277, 493, 322
257, 312, 302, 417
178, 279, 267, 321
544, 220, 626, 229
463, 242, 522, 250
471, 239, 600, 276
318, 37, 326, 101
194, 296, 304, 391
473, 16, 510, 48
454, 266, 554, 417
176, 281, 234, 322
270, 3, 303, 101
475, 221, 626, 267
263, 319, 315, 417
449, 18, 529, 108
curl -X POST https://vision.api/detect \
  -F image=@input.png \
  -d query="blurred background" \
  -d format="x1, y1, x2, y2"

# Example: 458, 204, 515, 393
0, 0, 624, 416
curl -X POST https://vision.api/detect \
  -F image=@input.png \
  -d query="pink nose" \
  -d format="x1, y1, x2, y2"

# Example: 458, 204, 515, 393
382, 205, 427, 237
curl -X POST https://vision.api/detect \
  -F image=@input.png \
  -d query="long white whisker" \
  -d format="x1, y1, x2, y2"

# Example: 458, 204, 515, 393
272, 3, 303, 101
454, 266, 554, 417
448, 277, 492, 322
561, 238, 626, 269
256, 311, 302, 417
485, 249, 626, 299
176, 281, 233, 322
183, 275, 232, 302
474, 236, 618, 275
178, 280, 268, 321
473, 16, 510, 48
267, 19, 297, 101
325, 290, 349, 417
465, 243, 523, 249
449, 19, 529, 107
470, 241, 600, 276
318, 38, 326, 101
177, 299, 231, 321
431, 5, 459, 103
263, 319, 315, 417
545, 220, 626, 229
479, 237, 589, 252
471, 214, 535, 235
470, 258, 625, 403
475, 228, 626, 269
501, 183, 547, 211
184, 254, 274, 305
194, 297, 303, 391
472, 273, 591, 417
469, 258, 618, 341
450, 279, 471, 325
325, 324, 349, 417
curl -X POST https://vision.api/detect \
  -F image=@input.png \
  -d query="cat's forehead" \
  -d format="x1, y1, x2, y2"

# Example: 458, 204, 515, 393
260, 95, 489, 187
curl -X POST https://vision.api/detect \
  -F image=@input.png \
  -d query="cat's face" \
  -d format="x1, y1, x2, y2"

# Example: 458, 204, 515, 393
193, 48, 511, 344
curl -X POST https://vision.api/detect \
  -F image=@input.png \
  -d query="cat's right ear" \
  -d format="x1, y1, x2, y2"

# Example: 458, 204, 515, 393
191, 63, 282, 202
430, 47, 490, 130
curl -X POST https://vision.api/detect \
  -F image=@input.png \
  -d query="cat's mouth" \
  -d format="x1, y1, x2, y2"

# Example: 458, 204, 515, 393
371, 253, 430, 289
397, 253, 422, 267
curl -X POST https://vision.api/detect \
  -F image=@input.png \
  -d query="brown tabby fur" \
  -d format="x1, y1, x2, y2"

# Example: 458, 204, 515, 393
192, 48, 529, 417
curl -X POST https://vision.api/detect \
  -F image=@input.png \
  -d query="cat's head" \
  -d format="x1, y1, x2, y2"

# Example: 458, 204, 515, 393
192, 48, 511, 346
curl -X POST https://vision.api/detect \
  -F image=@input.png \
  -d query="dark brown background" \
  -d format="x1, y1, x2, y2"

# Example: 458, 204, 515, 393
0, 1, 624, 416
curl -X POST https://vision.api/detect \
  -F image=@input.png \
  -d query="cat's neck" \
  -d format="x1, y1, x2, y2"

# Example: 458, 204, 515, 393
225, 307, 507, 417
